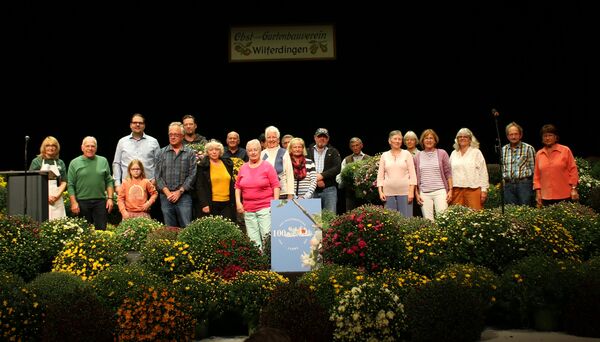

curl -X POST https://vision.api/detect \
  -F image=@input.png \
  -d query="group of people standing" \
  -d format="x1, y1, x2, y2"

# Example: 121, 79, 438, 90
28, 115, 579, 245
336, 122, 579, 221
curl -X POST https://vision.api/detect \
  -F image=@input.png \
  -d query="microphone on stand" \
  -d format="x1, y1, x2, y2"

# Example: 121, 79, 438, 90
491, 108, 505, 213
24, 135, 30, 216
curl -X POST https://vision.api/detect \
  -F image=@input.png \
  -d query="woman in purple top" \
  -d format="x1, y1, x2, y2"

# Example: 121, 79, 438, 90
235, 139, 280, 250
413, 129, 453, 220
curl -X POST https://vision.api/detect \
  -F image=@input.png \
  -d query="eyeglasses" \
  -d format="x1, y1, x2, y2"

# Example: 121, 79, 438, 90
168, 133, 183, 137
131, 122, 145, 125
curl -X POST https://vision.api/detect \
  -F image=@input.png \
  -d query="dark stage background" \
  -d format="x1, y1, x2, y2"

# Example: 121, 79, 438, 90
3, 2, 594, 171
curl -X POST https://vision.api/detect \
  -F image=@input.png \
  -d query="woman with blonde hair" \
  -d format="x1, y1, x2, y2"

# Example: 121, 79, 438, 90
195, 139, 236, 222
449, 128, 489, 210
29, 136, 67, 219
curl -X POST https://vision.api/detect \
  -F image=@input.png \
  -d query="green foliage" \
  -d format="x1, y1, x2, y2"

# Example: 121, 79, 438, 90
116, 286, 195, 341
0, 271, 41, 341
506, 206, 582, 260
0, 186, 7, 215
319, 208, 337, 230
38, 216, 93, 268
145, 226, 181, 244
576, 157, 600, 210
437, 206, 523, 272
297, 263, 366, 314
321, 205, 406, 272
484, 183, 503, 209
496, 255, 580, 329
564, 257, 600, 337
179, 216, 268, 279
402, 225, 450, 277
227, 270, 289, 328
139, 239, 197, 280
369, 269, 430, 300
173, 269, 228, 324
330, 280, 408, 341
435, 263, 499, 309
114, 216, 163, 251
487, 163, 502, 185
26, 271, 114, 341
259, 283, 333, 342
539, 202, 600, 259
52, 230, 126, 281
405, 279, 485, 342
90, 263, 165, 312
351, 154, 382, 203
0, 215, 44, 281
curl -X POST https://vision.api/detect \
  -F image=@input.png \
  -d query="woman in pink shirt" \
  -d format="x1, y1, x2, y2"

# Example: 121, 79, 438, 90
377, 130, 417, 217
235, 139, 280, 250
533, 124, 579, 207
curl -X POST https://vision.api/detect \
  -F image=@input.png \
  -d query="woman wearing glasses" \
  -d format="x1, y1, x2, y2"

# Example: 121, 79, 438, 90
29, 136, 68, 220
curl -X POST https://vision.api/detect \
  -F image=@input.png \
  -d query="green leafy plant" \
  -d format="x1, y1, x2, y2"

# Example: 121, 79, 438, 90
351, 154, 382, 203
0, 271, 41, 341
330, 280, 408, 341
434, 263, 499, 308
139, 239, 197, 280
173, 269, 228, 327
259, 282, 333, 342
52, 230, 126, 281
297, 263, 367, 314
402, 225, 450, 277
0, 215, 44, 281
437, 206, 523, 272
539, 202, 600, 259
227, 270, 289, 329
576, 157, 600, 210
114, 216, 163, 251
179, 216, 267, 280
26, 271, 114, 342
38, 216, 93, 267
145, 226, 181, 244
321, 205, 406, 272
405, 279, 485, 342
369, 268, 430, 301
497, 255, 579, 329
90, 263, 165, 312
564, 257, 600, 337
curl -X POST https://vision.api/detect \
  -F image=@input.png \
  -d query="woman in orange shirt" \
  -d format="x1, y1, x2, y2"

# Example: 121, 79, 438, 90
533, 124, 579, 207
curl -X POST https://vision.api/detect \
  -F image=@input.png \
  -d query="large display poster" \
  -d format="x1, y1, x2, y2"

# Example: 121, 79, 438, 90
270, 199, 321, 272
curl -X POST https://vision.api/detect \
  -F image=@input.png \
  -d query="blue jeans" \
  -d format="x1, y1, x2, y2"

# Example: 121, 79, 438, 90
504, 180, 533, 206
384, 195, 413, 217
314, 186, 337, 214
160, 193, 193, 228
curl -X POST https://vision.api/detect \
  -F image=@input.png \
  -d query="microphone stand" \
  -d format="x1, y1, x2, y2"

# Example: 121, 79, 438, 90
24, 136, 29, 216
492, 109, 505, 214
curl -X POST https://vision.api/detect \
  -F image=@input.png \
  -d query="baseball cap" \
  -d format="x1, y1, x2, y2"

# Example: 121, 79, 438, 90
315, 128, 329, 137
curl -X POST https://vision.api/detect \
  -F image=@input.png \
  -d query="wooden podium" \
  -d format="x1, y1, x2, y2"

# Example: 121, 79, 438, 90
1, 170, 50, 222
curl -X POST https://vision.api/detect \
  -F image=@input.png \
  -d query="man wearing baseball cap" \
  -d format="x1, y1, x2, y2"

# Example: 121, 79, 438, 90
307, 128, 341, 213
